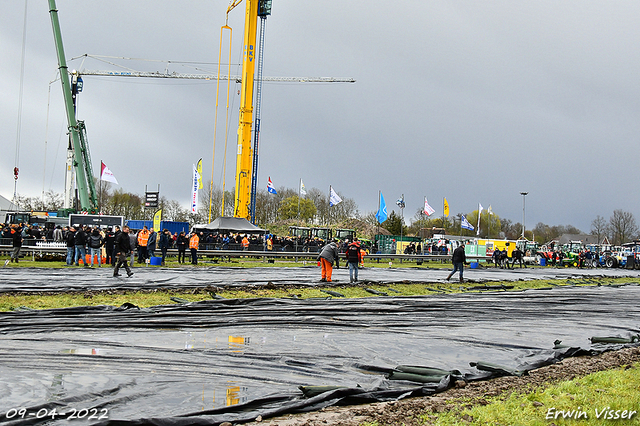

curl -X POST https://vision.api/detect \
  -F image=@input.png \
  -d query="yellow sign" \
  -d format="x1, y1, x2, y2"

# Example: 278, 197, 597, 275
196, 158, 203, 189
443, 198, 449, 217
153, 209, 162, 231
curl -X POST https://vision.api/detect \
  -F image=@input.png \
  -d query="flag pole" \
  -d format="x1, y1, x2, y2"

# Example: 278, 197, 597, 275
377, 190, 380, 237
400, 193, 404, 248
297, 178, 301, 226
327, 185, 331, 226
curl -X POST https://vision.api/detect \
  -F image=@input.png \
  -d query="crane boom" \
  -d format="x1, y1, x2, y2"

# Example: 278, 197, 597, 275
48, 0, 98, 213
76, 69, 355, 83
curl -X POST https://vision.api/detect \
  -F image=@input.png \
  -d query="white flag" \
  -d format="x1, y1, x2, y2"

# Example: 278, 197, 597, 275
477, 203, 484, 235
100, 161, 118, 184
191, 164, 200, 214
488, 205, 493, 215
300, 179, 307, 196
424, 197, 435, 216
329, 186, 342, 206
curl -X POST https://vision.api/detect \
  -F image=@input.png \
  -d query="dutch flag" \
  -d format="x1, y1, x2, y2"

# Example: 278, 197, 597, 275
267, 177, 277, 194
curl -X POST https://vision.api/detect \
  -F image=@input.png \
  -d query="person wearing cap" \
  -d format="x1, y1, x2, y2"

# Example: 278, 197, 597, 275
345, 238, 364, 283
318, 241, 340, 282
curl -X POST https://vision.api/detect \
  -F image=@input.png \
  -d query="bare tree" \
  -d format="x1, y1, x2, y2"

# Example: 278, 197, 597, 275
591, 215, 609, 244
608, 209, 638, 245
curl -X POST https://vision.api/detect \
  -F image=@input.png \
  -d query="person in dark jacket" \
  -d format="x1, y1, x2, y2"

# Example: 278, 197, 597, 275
158, 229, 171, 266
446, 242, 466, 282
74, 226, 89, 267
345, 239, 363, 283
511, 248, 525, 269
9, 224, 23, 264
66, 226, 76, 266
88, 227, 104, 267
147, 228, 157, 258
318, 241, 340, 282
113, 225, 134, 277
176, 231, 188, 264
104, 227, 116, 266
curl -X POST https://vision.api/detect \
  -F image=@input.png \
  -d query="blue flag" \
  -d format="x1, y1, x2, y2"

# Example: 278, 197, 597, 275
375, 193, 388, 224
460, 214, 475, 231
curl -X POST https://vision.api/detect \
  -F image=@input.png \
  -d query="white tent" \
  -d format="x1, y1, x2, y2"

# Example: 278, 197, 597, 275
193, 217, 266, 234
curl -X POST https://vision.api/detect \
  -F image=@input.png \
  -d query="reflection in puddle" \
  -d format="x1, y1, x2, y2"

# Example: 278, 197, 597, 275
59, 348, 101, 355
228, 335, 249, 352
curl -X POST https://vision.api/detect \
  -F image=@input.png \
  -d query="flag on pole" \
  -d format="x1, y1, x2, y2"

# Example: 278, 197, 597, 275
100, 161, 118, 184
329, 186, 342, 206
488, 205, 493, 215
196, 158, 203, 189
267, 177, 277, 194
477, 203, 484, 235
396, 196, 405, 209
443, 198, 450, 217
424, 197, 435, 216
153, 209, 162, 231
375, 193, 388, 224
191, 164, 200, 214
461, 214, 474, 231
300, 179, 307, 196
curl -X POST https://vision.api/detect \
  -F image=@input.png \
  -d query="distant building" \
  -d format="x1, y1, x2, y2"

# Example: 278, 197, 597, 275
0, 194, 16, 211
557, 234, 600, 245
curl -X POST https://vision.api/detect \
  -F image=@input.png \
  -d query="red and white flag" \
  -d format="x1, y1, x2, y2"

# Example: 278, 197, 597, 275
100, 161, 119, 184
424, 197, 435, 216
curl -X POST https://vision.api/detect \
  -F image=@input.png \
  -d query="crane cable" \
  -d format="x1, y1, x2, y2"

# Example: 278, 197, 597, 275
13, 0, 29, 208
208, 24, 233, 221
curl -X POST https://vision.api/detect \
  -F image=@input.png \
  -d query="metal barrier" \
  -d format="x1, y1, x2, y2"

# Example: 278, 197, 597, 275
0, 244, 492, 264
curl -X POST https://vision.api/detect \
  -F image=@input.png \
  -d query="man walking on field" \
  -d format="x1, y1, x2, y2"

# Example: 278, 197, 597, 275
446, 242, 466, 283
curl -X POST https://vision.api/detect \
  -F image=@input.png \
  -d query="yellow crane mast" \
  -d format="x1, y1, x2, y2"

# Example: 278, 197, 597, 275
228, 0, 259, 220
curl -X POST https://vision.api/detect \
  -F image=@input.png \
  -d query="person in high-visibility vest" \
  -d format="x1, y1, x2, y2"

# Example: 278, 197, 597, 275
136, 226, 150, 264
189, 231, 200, 265
241, 235, 249, 251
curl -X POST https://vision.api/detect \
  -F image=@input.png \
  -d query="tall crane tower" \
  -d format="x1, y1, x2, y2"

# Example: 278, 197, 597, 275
49, 0, 99, 214
228, 0, 261, 220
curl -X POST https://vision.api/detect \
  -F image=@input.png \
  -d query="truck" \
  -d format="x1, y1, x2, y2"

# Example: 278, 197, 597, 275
3, 211, 69, 229
69, 214, 124, 229
287, 226, 332, 241
335, 228, 356, 241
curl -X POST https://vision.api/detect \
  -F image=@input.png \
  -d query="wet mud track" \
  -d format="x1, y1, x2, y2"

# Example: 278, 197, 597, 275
0, 264, 638, 293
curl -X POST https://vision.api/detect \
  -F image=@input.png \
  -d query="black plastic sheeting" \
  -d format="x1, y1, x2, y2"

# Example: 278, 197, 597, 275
0, 265, 639, 293
1, 285, 639, 425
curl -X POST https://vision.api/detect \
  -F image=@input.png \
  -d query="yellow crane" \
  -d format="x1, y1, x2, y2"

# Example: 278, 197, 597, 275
227, 0, 261, 220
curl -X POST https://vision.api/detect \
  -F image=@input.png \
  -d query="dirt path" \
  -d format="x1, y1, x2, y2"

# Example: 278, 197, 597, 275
243, 346, 640, 426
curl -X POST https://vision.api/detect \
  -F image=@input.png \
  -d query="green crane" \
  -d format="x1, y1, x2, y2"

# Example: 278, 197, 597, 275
48, 0, 98, 214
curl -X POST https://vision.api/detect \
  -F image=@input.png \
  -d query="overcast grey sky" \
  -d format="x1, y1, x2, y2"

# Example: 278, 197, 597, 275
2, 1, 640, 232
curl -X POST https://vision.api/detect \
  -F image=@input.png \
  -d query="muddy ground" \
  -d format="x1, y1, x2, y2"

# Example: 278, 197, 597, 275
244, 346, 640, 426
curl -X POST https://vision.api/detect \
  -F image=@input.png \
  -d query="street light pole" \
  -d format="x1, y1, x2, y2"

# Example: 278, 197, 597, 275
520, 192, 528, 239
